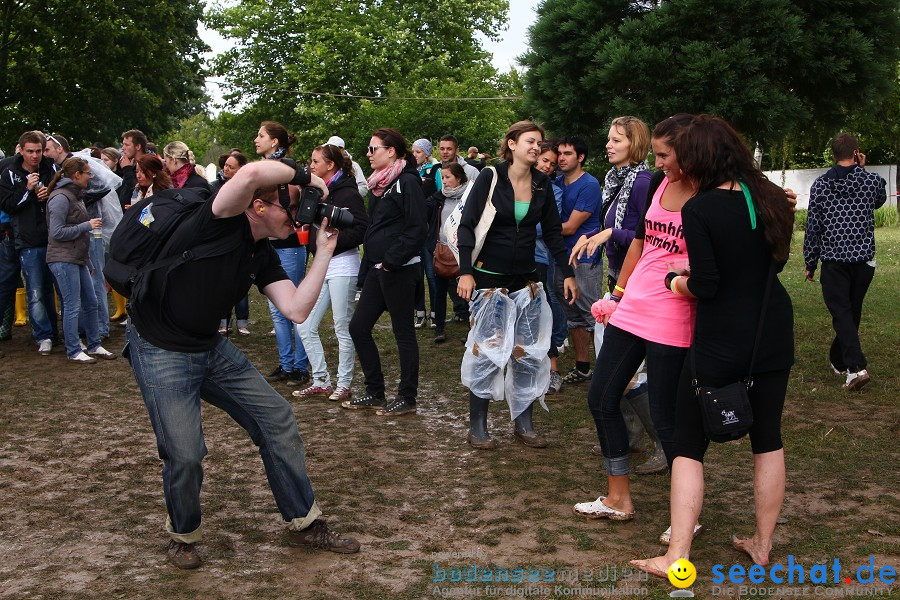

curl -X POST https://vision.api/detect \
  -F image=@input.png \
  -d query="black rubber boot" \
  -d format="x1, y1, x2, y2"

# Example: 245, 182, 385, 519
467, 393, 497, 449
623, 385, 667, 474
513, 402, 548, 448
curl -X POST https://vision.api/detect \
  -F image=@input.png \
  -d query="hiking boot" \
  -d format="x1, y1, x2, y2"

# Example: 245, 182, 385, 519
562, 367, 592, 384
38, 339, 52, 355
266, 366, 290, 382
167, 540, 201, 569
328, 386, 352, 402
87, 345, 118, 360
286, 519, 360, 554
285, 370, 311, 387
376, 397, 417, 416
342, 392, 385, 410
292, 383, 333, 398
546, 370, 563, 395
844, 369, 870, 391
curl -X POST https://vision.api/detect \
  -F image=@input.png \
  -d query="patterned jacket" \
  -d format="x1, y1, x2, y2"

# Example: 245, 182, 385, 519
804, 164, 886, 272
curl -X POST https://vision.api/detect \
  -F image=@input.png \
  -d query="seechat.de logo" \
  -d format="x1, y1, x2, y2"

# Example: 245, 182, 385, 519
711, 555, 896, 586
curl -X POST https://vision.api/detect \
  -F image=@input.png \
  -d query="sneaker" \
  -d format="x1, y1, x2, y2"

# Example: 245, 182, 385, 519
434, 330, 447, 344
286, 519, 360, 554
167, 540, 201, 569
237, 327, 251, 336
830, 363, 847, 376
414, 311, 427, 328
342, 392, 386, 410
328, 386, 352, 402
429, 312, 437, 328
563, 367, 592, 384
38, 339, 52, 355
218, 325, 228, 335
87, 345, 118, 360
285, 370, 311, 387
376, 397, 417, 416
292, 383, 333, 398
844, 369, 870, 391
266, 366, 290, 382
557, 339, 569, 355
546, 370, 563, 395
68, 351, 97, 364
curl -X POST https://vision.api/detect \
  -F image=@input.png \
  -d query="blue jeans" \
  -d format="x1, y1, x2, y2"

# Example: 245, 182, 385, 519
587, 324, 687, 475
19, 246, 58, 342
0, 236, 19, 322
49, 261, 100, 357
86, 236, 109, 337
221, 295, 250, 330
124, 324, 321, 542
545, 259, 568, 350
296, 275, 357, 388
268, 247, 308, 372
415, 246, 436, 313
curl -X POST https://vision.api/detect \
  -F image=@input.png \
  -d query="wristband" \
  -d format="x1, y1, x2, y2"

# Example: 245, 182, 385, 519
614, 284, 626, 294
664, 271, 678, 290
670, 275, 683, 295
280, 158, 312, 187
610, 294, 622, 303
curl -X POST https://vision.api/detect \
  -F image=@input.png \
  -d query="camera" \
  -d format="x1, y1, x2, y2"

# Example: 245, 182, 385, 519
277, 184, 354, 230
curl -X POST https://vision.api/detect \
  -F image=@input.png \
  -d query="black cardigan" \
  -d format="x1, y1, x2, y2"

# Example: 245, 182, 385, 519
361, 164, 427, 271
307, 171, 368, 256
457, 162, 573, 279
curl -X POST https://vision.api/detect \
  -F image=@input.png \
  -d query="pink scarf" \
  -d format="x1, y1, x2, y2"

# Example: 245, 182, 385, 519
366, 159, 407, 197
170, 163, 194, 189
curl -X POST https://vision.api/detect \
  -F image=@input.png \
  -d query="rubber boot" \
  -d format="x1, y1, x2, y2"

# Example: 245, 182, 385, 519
513, 402, 548, 448
111, 290, 127, 321
621, 398, 646, 453
623, 384, 668, 474
14, 287, 27, 326
467, 393, 497, 449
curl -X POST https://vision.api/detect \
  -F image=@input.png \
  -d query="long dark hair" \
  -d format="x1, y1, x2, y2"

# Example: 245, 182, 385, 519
261, 121, 296, 153
313, 143, 353, 173
652, 113, 694, 144
673, 115, 793, 261
372, 128, 415, 164
47, 157, 89, 193
137, 155, 172, 191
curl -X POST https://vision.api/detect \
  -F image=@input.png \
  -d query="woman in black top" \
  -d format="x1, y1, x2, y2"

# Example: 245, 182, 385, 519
632, 115, 794, 576
456, 120, 578, 449
345, 128, 427, 416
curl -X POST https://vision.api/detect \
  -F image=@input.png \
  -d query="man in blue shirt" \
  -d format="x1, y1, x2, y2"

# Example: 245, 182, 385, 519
554, 135, 603, 383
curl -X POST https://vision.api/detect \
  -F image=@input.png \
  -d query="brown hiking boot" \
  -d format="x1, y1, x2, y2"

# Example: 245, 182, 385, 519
286, 519, 360, 554
167, 540, 201, 569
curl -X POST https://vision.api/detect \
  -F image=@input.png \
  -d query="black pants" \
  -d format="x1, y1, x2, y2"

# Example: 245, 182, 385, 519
349, 264, 419, 400
820, 261, 875, 373
433, 274, 453, 333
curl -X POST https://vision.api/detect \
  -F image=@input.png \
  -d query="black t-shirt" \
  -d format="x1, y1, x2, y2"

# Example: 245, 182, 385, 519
130, 200, 288, 352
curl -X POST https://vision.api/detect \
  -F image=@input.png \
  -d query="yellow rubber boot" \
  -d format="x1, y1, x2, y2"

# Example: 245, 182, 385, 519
14, 287, 27, 326
111, 290, 127, 321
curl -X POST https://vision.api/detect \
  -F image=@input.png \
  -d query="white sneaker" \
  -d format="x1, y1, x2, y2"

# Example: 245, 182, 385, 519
38, 339, 52, 355
844, 369, 870, 391
88, 345, 117, 360
830, 362, 847, 376
68, 351, 97, 364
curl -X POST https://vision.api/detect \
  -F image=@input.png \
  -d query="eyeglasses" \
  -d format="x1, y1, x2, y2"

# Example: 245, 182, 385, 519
367, 145, 389, 154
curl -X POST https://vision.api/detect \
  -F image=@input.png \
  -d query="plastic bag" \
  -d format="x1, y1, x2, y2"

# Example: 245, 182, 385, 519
504, 283, 552, 419
73, 151, 124, 241
461, 288, 516, 400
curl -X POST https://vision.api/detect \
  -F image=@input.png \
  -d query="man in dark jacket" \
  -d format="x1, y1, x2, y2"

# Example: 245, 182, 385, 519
0, 131, 59, 353
804, 133, 887, 391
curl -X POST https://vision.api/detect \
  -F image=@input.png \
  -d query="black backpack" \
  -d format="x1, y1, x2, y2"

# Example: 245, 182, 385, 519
104, 187, 243, 303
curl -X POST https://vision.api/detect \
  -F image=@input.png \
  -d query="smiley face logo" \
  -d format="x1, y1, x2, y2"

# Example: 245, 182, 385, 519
667, 558, 696, 588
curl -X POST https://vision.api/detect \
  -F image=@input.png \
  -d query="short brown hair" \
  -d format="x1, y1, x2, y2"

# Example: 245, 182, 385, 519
498, 120, 545, 163
831, 133, 859, 161
18, 131, 44, 147
121, 129, 147, 152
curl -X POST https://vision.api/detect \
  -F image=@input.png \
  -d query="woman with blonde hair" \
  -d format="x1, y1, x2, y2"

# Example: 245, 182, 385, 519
162, 141, 209, 190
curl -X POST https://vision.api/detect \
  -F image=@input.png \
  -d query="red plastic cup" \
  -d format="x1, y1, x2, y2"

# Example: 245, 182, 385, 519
296, 228, 309, 245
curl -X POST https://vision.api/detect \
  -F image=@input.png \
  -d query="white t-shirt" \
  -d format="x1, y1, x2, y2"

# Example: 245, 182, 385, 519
326, 247, 361, 279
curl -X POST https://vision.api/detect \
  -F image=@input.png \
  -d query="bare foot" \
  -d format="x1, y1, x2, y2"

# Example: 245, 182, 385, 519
630, 556, 670, 580
731, 535, 772, 566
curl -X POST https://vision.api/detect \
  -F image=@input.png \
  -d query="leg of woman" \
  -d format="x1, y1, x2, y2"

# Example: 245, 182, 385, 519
643, 340, 689, 467
422, 246, 437, 320
48, 262, 81, 358
330, 275, 357, 391
733, 369, 789, 566
379, 264, 419, 402
414, 249, 426, 318
578, 325, 647, 517
89, 236, 109, 337
79, 264, 101, 352
433, 275, 449, 337
348, 268, 388, 401
296, 281, 332, 388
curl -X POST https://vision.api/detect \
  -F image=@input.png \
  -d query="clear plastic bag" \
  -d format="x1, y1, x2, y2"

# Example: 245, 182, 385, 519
504, 283, 552, 419
461, 288, 516, 401
73, 151, 124, 241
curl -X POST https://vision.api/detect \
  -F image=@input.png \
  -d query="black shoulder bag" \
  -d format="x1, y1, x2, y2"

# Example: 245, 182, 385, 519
690, 182, 774, 443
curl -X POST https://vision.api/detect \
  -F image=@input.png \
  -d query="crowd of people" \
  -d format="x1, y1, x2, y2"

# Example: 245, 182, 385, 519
0, 117, 886, 575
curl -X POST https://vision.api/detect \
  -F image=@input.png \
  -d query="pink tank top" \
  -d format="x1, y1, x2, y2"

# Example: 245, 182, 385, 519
608, 177, 696, 347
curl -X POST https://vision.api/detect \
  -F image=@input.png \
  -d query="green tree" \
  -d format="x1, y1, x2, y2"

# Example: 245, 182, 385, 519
206, 0, 517, 160
0, 0, 207, 148
522, 0, 900, 156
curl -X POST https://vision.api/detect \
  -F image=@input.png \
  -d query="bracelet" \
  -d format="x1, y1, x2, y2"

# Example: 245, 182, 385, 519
670, 275, 683, 295
614, 284, 626, 294
610, 294, 622, 303
664, 271, 678, 290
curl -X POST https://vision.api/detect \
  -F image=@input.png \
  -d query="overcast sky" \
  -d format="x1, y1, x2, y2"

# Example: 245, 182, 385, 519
198, 0, 540, 108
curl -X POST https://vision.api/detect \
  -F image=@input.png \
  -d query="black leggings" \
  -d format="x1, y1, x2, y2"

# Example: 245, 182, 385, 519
673, 367, 790, 462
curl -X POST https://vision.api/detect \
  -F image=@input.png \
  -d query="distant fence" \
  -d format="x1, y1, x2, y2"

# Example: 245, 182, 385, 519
763, 165, 898, 210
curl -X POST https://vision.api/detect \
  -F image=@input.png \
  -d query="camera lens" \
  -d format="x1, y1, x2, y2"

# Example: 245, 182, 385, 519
315, 203, 354, 229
